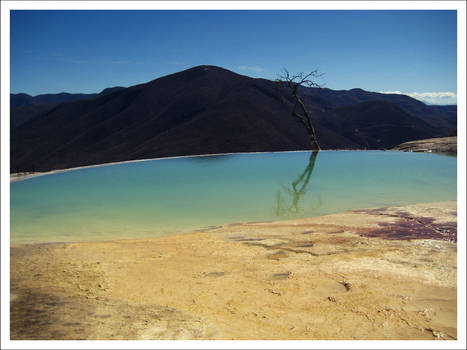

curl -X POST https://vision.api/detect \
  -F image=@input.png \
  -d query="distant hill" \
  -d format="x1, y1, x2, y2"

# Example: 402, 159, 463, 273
303, 87, 456, 134
318, 100, 439, 149
11, 66, 456, 172
10, 87, 126, 107
10, 87, 125, 128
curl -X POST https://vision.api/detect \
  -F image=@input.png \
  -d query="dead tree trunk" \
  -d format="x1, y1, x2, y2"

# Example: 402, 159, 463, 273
277, 69, 322, 151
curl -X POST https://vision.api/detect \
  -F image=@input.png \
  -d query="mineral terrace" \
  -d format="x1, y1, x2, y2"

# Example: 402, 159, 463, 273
10, 201, 457, 340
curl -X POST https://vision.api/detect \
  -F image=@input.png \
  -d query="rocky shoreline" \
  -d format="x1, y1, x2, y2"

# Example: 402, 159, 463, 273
392, 136, 457, 155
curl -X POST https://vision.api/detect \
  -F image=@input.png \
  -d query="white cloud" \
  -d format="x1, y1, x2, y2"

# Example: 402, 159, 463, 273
379, 91, 457, 105
237, 65, 264, 73
380, 91, 403, 95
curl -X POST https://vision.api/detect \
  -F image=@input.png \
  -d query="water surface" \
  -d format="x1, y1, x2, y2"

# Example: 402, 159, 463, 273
11, 151, 457, 243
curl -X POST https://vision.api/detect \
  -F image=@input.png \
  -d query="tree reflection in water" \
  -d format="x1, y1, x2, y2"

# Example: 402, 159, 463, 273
275, 151, 322, 217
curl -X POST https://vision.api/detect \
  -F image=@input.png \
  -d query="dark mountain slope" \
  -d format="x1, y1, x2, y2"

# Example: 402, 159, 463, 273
10, 87, 125, 128
10, 104, 55, 129
318, 100, 440, 149
11, 66, 455, 173
12, 67, 312, 171
305, 87, 456, 134
10, 87, 126, 107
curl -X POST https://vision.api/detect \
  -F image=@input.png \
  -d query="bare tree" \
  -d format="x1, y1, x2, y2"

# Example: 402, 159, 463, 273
277, 69, 322, 151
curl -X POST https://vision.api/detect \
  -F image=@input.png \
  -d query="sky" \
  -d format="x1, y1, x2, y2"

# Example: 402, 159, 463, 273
10, 10, 458, 104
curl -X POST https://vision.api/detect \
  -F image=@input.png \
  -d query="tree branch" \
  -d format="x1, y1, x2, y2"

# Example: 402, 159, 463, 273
276, 68, 322, 151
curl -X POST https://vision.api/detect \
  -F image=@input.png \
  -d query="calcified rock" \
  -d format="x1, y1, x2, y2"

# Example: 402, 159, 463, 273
392, 136, 457, 155
11, 201, 457, 340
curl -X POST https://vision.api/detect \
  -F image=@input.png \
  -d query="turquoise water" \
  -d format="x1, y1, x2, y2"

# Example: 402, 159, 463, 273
11, 151, 457, 244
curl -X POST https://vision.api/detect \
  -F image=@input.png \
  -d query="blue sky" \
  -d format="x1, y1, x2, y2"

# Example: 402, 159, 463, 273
10, 10, 458, 104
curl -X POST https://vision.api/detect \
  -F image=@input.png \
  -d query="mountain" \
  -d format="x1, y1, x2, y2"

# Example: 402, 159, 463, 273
10, 87, 125, 128
318, 100, 440, 149
302, 87, 456, 134
11, 65, 456, 173
10, 87, 126, 107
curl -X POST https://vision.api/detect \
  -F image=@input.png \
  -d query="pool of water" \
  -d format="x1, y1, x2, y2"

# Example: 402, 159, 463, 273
10, 151, 457, 244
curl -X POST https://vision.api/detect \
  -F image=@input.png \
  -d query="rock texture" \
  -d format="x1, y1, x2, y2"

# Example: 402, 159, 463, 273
10, 201, 457, 340
393, 136, 457, 155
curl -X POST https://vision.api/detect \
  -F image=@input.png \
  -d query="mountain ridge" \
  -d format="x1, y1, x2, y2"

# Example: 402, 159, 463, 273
11, 65, 457, 173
